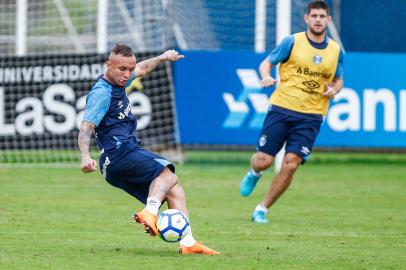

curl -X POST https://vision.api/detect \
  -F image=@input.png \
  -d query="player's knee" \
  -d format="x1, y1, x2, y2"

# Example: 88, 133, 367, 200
166, 184, 184, 200
282, 155, 301, 172
252, 153, 273, 171
161, 167, 178, 186
168, 172, 178, 186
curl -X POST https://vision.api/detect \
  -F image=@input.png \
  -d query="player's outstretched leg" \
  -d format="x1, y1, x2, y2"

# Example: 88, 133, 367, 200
134, 168, 178, 236
165, 184, 220, 255
250, 153, 301, 224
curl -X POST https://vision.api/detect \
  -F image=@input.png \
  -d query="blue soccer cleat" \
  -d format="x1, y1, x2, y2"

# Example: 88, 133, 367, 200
251, 210, 269, 224
240, 171, 261, 197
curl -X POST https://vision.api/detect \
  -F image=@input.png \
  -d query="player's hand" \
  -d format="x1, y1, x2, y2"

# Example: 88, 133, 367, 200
161, 50, 185, 62
81, 157, 97, 173
260, 76, 277, 87
323, 82, 339, 99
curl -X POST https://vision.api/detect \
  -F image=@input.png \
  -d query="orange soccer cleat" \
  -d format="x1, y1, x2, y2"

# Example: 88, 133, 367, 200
179, 241, 220, 255
133, 209, 158, 236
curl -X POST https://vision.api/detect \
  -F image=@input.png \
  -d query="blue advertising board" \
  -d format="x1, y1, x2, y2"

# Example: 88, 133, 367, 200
174, 51, 406, 148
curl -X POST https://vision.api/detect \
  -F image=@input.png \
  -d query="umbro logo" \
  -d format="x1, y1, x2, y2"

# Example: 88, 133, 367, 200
301, 146, 310, 155
303, 80, 320, 90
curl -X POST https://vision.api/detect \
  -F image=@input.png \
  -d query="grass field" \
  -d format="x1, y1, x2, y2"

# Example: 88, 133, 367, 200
1, 152, 405, 270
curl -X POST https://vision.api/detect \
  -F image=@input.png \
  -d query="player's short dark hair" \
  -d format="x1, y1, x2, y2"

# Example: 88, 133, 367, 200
110, 44, 134, 57
307, 0, 329, 15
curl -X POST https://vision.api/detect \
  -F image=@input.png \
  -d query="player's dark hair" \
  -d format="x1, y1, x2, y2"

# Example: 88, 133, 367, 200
307, 0, 329, 15
110, 44, 134, 57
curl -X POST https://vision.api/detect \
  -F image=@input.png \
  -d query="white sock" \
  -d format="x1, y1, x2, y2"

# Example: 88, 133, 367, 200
179, 226, 197, 247
250, 169, 262, 177
145, 197, 161, 216
255, 204, 268, 213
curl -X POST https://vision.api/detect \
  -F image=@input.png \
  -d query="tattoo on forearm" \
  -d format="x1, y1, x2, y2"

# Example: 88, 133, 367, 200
137, 56, 164, 76
78, 121, 95, 159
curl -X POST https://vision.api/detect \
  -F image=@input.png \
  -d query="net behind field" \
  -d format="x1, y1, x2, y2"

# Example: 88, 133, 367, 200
0, 0, 185, 163
1, 0, 298, 55
0, 0, 172, 55
0, 53, 180, 163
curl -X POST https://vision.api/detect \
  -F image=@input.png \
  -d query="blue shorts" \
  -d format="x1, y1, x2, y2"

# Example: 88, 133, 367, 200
99, 141, 175, 204
256, 108, 322, 161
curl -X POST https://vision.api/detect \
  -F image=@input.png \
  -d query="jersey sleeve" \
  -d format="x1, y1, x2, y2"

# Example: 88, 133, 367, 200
266, 35, 295, 65
334, 48, 344, 78
83, 86, 111, 126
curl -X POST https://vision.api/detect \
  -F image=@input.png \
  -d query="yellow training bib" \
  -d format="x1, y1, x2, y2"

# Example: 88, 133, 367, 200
270, 32, 340, 115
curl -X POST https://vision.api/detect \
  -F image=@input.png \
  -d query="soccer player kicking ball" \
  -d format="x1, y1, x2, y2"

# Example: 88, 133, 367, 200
78, 44, 219, 255
240, 0, 344, 223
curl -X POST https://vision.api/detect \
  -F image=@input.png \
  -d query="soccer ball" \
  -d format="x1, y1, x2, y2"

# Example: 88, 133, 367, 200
156, 209, 190, 242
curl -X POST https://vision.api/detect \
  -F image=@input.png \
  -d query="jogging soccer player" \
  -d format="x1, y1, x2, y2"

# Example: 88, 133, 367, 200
78, 44, 219, 254
239, 0, 344, 223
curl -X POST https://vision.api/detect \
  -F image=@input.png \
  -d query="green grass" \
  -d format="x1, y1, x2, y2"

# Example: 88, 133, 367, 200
1, 152, 405, 269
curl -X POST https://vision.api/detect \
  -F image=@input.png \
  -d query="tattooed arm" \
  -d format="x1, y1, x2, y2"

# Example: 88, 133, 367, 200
135, 49, 184, 77
78, 121, 98, 173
